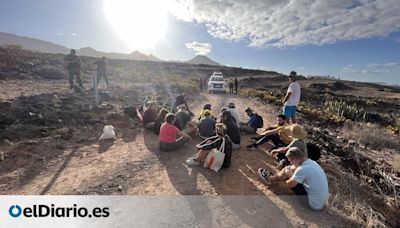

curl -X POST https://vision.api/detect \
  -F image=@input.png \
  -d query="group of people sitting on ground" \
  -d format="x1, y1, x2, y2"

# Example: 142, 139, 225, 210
241, 114, 327, 211
138, 94, 247, 168
137, 91, 328, 211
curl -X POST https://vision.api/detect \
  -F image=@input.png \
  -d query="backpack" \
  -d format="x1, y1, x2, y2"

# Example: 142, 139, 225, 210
307, 142, 321, 162
255, 113, 264, 128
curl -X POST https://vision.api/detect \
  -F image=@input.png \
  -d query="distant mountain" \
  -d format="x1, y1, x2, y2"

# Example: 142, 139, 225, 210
0, 31, 163, 62
186, 55, 221, 66
77, 47, 163, 62
0, 31, 69, 54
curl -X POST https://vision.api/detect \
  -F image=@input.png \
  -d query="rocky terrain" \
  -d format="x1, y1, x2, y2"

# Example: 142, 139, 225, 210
0, 45, 399, 227
240, 76, 400, 227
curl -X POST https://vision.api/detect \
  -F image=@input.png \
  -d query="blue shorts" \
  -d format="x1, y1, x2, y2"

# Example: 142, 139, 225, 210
283, 105, 297, 117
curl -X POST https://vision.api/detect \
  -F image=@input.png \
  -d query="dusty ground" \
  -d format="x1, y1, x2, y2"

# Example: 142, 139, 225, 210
0, 79, 354, 226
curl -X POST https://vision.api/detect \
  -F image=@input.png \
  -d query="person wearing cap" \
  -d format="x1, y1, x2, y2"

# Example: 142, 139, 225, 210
186, 123, 232, 168
246, 114, 290, 150
227, 102, 240, 127
239, 107, 258, 134
64, 49, 83, 90
197, 109, 216, 139
257, 147, 329, 211
198, 104, 215, 120
271, 124, 308, 169
159, 113, 191, 152
283, 71, 301, 124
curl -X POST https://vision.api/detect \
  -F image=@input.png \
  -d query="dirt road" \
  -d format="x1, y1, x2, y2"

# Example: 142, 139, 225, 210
0, 91, 350, 227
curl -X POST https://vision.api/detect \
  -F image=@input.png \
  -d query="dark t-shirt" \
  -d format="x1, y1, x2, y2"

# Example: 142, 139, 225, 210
198, 117, 216, 137
142, 108, 158, 125
174, 111, 191, 130
225, 120, 241, 144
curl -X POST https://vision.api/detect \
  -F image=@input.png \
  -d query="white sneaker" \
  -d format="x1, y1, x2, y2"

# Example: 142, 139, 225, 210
186, 157, 200, 166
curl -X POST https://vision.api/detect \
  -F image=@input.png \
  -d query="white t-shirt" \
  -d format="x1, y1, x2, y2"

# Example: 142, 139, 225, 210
227, 108, 241, 127
285, 81, 301, 106
292, 159, 329, 210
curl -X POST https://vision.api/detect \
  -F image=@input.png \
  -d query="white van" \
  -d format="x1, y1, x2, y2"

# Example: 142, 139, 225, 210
207, 72, 226, 93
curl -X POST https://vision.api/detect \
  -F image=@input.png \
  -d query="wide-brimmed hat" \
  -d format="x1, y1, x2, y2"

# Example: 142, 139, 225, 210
283, 124, 307, 139
245, 107, 252, 113
228, 102, 235, 108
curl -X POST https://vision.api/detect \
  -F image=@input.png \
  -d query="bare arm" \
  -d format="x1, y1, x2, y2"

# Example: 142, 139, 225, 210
286, 177, 299, 188
177, 130, 191, 140
271, 146, 289, 156
283, 92, 291, 103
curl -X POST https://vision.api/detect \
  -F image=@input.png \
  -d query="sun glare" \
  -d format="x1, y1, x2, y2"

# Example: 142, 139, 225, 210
104, 0, 168, 49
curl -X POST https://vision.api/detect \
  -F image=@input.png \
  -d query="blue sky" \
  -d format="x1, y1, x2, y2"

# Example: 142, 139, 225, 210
1, 0, 400, 85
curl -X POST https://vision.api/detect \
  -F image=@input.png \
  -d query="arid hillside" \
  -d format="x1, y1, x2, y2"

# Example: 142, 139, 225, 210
0, 46, 399, 227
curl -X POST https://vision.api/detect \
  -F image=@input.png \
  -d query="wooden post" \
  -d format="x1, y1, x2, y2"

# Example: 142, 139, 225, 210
93, 72, 99, 108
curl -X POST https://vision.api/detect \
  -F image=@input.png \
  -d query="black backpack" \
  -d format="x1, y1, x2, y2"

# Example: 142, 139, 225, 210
307, 142, 321, 162
255, 113, 264, 128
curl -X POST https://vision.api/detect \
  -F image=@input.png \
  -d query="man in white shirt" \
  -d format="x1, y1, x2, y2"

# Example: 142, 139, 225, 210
282, 71, 301, 123
258, 147, 329, 211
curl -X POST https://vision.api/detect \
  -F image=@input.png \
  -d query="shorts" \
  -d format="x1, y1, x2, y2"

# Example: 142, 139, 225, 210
283, 105, 297, 117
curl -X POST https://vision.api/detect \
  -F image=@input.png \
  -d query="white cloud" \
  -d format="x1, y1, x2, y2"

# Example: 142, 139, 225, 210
343, 62, 399, 74
69, 33, 77, 36
169, 0, 400, 47
185, 41, 212, 55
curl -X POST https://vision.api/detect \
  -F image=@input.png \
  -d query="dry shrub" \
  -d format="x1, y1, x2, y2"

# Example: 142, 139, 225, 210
36, 66, 67, 79
340, 123, 400, 150
325, 159, 388, 227
393, 154, 400, 173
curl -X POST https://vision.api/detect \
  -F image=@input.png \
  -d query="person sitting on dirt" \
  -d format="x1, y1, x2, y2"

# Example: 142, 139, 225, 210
174, 105, 197, 136
172, 94, 194, 116
270, 124, 308, 169
239, 107, 260, 134
221, 110, 241, 150
64, 49, 83, 90
153, 108, 169, 135
185, 123, 232, 168
159, 113, 191, 152
258, 147, 329, 211
139, 95, 154, 113
198, 109, 216, 139
227, 102, 240, 127
94, 56, 108, 86
142, 101, 159, 129
246, 114, 291, 150
198, 104, 215, 120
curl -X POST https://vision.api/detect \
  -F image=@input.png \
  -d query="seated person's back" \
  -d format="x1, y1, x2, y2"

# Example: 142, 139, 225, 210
174, 106, 191, 130
198, 110, 216, 138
